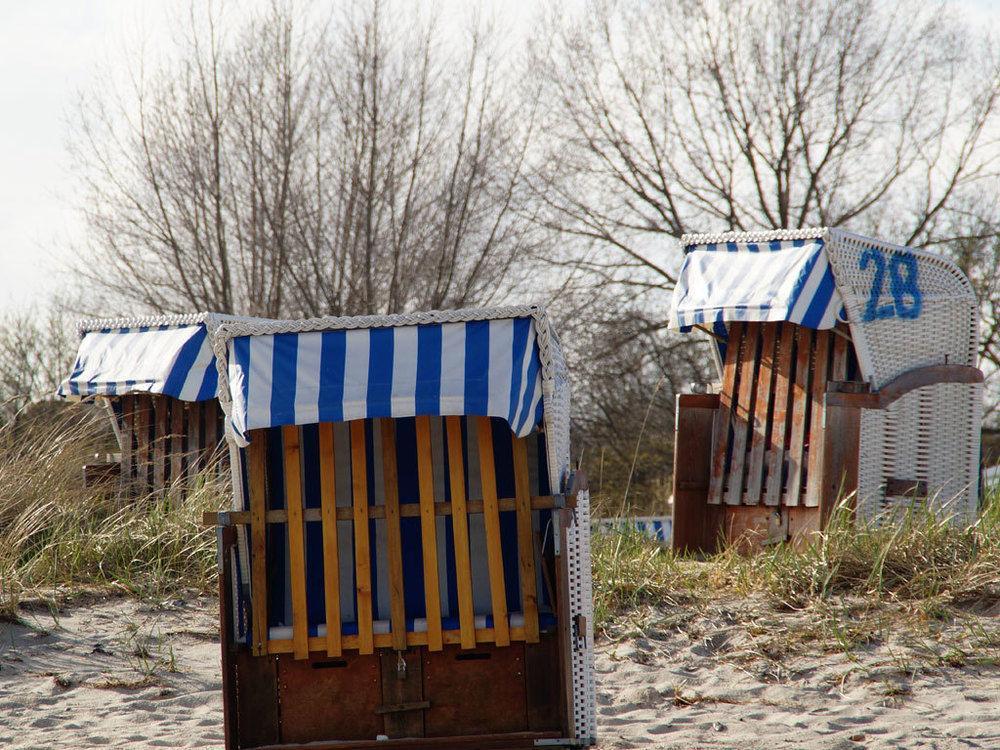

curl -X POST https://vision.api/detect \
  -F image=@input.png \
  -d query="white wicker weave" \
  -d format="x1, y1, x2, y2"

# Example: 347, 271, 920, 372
690, 228, 983, 527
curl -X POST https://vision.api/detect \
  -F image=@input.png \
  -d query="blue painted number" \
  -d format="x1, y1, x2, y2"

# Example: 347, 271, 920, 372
859, 247, 922, 322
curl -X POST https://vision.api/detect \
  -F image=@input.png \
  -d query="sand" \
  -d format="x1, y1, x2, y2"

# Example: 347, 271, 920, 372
2, 596, 999, 749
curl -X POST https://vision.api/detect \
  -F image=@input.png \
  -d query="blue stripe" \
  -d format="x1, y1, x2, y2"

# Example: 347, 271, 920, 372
515, 347, 541, 435
367, 327, 395, 419
463, 321, 489, 415
318, 330, 346, 423
786, 245, 824, 318
415, 324, 442, 415
195, 363, 218, 401
800, 267, 838, 329
270, 334, 298, 427
507, 318, 530, 424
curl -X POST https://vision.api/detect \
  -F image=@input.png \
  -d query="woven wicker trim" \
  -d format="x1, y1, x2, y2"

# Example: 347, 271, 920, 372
681, 227, 829, 247
76, 311, 273, 336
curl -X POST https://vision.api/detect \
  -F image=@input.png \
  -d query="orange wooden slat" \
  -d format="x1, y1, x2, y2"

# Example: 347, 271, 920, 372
725, 323, 760, 506
282, 425, 310, 660
804, 331, 832, 508
445, 416, 477, 649
784, 327, 813, 506
350, 420, 375, 655
247, 433, 269, 656
379, 419, 407, 652
415, 416, 443, 651
512, 434, 539, 643
744, 324, 777, 504
708, 322, 744, 505
318, 422, 342, 657
476, 417, 510, 648
170, 398, 184, 486
764, 324, 796, 506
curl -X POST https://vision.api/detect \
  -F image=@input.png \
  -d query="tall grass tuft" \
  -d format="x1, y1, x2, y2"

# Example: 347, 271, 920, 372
0, 405, 226, 620
593, 485, 1000, 634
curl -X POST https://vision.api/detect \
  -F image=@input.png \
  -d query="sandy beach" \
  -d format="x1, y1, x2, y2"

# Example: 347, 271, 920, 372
2, 596, 999, 749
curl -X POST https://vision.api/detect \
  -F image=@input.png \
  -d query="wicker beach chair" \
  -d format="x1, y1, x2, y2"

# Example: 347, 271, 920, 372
205, 306, 597, 749
668, 229, 983, 552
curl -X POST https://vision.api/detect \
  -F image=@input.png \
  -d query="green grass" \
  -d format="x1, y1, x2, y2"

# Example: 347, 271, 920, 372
0, 406, 226, 619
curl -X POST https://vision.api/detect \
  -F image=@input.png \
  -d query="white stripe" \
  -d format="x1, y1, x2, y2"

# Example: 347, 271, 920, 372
439, 322, 466, 416
487, 319, 514, 421
510, 324, 536, 430
227, 342, 248, 438
787, 250, 830, 323
177, 334, 214, 400
520, 369, 544, 437
293, 332, 323, 426
390, 325, 418, 417
342, 329, 370, 421
246, 336, 275, 432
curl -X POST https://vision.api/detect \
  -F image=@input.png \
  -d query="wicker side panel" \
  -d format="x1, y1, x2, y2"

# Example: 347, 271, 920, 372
565, 488, 596, 744
856, 383, 981, 526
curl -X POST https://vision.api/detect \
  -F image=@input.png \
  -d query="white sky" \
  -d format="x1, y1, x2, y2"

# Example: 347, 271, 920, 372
0, 0, 996, 313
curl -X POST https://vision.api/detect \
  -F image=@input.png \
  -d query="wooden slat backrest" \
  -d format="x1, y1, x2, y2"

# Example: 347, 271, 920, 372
247, 436, 269, 656
708, 321, 744, 504
379, 419, 408, 652
725, 323, 760, 505
318, 422, 342, 657
153, 396, 167, 492
783, 327, 813, 506
282, 425, 310, 660
764, 324, 795, 506
745, 325, 777, 504
476, 417, 511, 648
415, 416, 444, 651
445, 416, 477, 649
512, 434, 540, 644
804, 331, 832, 507
170, 399, 184, 487
350, 420, 375, 655
121, 394, 135, 484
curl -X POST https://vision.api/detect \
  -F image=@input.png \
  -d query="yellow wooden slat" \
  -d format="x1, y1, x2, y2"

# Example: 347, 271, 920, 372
318, 422, 342, 657
247, 433, 269, 656
445, 416, 476, 649
512, 433, 539, 643
415, 416, 443, 651
350, 420, 374, 655
266, 626, 531, 655
476, 417, 510, 648
282, 425, 309, 660
379, 419, 407, 652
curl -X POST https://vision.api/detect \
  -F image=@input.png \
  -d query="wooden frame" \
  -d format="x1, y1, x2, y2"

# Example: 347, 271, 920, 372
212, 416, 580, 749
672, 319, 982, 553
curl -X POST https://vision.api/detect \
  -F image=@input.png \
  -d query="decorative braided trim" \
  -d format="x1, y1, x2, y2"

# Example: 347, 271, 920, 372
76, 311, 274, 337
681, 227, 829, 247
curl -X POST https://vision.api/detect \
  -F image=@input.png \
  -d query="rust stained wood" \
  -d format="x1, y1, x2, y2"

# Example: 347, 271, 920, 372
784, 327, 813, 506
476, 417, 510, 648
379, 419, 407, 652
744, 324, 777, 505
153, 396, 167, 492
415, 416, 443, 652
445, 416, 476, 649
831, 330, 849, 382
512, 434, 539, 643
708, 321, 744, 505
170, 398, 184, 486
804, 331, 832, 508
120, 394, 135, 484
725, 322, 760, 506
247, 432, 270, 656
764, 324, 795, 506
671, 393, 720, 554
135, 395, 150, 486
188, 402, 203, 473
350, 420, 374, 655
282, 425, 310, 660
318, 422, 342, 657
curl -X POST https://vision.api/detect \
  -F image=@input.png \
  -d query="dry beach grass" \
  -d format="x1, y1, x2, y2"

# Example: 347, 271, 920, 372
1, 408, 1000, 747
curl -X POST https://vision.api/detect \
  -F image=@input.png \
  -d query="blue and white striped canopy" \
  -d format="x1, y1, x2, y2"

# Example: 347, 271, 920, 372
58, 324, 218, 400
225, 317, 544, 445
669, 238, 846, 332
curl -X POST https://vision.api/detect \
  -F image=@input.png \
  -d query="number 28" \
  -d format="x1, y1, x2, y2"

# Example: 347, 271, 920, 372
859, 247, 922, 322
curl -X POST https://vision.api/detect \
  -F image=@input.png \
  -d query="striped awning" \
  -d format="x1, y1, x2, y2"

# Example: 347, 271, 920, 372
57, 324, 218, 401
669, 238, 845, 332
225, 316, 545, 445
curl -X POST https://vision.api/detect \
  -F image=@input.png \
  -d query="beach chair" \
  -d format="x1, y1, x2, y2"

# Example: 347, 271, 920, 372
668, 229, 983, 552
57, 313, 266, 495
206, 306, 596, 749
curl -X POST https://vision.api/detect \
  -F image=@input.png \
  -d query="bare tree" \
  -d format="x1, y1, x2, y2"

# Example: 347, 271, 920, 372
531, 0, 1000, 294
0, 306, 76, 424
71, 1, 542, 318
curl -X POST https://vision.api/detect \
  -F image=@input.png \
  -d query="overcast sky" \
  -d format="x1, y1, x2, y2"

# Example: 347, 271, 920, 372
0, 0, 997, 314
